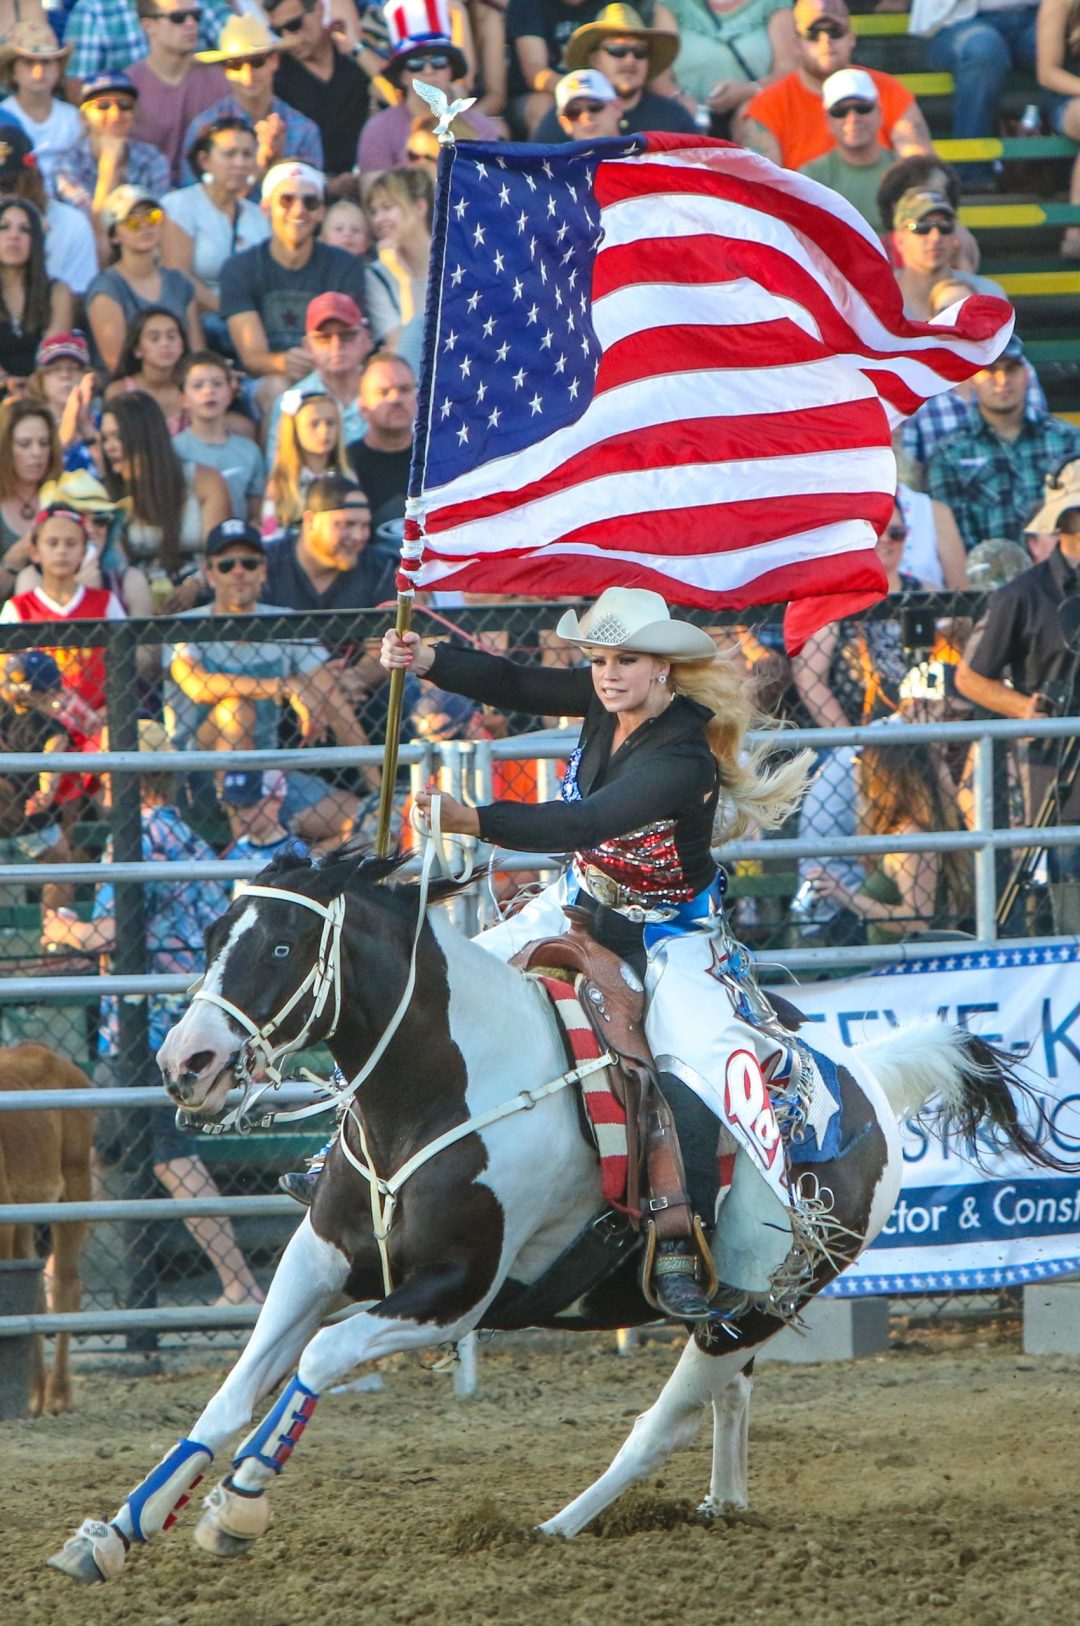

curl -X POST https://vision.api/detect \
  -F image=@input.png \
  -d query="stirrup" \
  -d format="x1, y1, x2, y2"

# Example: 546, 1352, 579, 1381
642, 1229, 714, 1322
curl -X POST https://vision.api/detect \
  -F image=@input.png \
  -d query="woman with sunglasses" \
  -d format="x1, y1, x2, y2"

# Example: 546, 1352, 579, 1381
162, 116, 270, 355
361, 167, 433, 349
0, 197, 72, 389
85, 186, 202, 376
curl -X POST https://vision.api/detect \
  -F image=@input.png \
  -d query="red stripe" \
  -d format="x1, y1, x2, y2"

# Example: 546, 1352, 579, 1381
593, 320, 896, 393
593, 236, 987, 391
430, 401, 891, 532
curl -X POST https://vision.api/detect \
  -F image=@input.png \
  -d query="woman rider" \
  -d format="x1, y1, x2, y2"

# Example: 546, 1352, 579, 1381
378, 586, 813, 1320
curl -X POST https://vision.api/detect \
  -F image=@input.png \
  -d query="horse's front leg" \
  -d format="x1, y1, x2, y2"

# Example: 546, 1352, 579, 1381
47, 1216, 349, 1583
699, 1361, 753, 1516
539, 1336, 768, 1540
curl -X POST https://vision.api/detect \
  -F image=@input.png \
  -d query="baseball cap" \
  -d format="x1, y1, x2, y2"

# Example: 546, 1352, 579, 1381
556, 69, 617, 114
35, 331, 90, 370
79, 71, 138, 105
0, 123, 35, 177
205, 518, 265, 558
305, 292, 364, 334
101, 185, 159, 232
304, 474, 369, 515
893, 188, 956, 232
996, 333, 1025, 364
965, 537, 1032, 588
221, 769, 288, 808
822, 68, 878, 111
1025, 460, 1080, 535
6, 649, 62, 693
262, 161, 325, 203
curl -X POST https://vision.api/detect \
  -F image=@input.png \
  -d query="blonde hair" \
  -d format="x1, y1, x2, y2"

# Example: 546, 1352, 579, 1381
267, 395, 350, 530
669, 649, 814, 844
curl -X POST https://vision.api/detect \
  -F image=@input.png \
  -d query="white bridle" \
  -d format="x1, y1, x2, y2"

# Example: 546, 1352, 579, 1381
192, 884, 348, 1094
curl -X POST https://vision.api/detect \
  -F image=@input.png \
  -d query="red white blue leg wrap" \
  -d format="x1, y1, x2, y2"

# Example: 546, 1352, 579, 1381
123, 1437, 214, 1542
232, 1375, 319, 1475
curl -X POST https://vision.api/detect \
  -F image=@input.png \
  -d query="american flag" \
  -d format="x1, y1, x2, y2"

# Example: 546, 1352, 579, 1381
403, 132, 1013, 644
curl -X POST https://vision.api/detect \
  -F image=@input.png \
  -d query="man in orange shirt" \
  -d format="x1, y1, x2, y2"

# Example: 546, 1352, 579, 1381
734, 0, 932, 172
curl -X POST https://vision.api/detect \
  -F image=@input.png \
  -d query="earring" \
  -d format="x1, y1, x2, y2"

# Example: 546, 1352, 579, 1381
201, 172, 214, 185
657, 674, 668, 684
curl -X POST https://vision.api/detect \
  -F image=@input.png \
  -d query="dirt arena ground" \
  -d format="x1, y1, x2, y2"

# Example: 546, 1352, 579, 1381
3, 1323, 1079, 1626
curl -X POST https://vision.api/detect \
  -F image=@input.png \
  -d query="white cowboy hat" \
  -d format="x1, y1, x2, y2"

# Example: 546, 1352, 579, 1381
555, 587, 716, 660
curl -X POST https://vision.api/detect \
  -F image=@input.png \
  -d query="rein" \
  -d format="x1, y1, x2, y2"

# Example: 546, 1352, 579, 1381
182, 797, 615, 1298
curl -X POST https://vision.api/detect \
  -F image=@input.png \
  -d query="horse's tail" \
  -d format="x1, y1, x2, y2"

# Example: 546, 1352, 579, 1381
855, 1019, 1073, 1172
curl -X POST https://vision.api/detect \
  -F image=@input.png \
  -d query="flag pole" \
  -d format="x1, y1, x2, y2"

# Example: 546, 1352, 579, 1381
373, 84, 464, 858
373, 590, 413, 858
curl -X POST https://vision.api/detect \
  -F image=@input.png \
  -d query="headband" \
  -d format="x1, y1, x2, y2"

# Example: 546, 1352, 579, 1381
35, 506, 87, 530
262, 161, 325, 202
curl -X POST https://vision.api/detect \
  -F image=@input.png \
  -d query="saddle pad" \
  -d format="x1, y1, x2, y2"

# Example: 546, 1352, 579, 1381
536, 974, 628, 1205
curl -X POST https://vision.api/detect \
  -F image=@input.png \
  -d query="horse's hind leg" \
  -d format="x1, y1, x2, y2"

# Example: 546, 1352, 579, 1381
539, 1337, 766, 1540
700, 1361, 753, 1516
47, 1216, 349, 1583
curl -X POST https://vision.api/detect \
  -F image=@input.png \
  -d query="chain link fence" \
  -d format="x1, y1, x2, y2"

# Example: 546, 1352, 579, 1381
0, 590, 1075, 1347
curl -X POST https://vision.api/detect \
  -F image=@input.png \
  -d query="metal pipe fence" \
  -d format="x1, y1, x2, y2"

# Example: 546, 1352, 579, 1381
0, 594, 1074, 1345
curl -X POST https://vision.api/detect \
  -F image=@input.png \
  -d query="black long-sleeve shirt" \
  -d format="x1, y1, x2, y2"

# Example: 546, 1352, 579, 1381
426, 642, 720, 896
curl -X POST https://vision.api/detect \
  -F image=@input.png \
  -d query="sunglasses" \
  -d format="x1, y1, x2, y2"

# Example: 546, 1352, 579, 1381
829, 100, 875, 117
223, 54, 272, 71
278, 1, 316, 34
601, 42, 649, 59
276, 191, 322, 212
158, 6, 202, 22
401, 52, 451, 70
88, 96, 136, 113
211, 555, 262, 573
800, 21, 847, 39
565, 100, 609, 119
907, 218, 955, 236
884, 527, 909, 542
120, 207, 163, 229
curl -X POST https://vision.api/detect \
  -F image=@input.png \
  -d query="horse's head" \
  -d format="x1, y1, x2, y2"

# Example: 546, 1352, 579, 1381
158, 847, 404, 1116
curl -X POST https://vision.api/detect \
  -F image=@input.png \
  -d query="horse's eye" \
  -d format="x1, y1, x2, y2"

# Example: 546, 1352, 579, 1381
273, 944, 290, 959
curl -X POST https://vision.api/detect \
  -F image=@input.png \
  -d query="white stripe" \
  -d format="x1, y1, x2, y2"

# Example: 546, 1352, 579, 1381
597, 188, 1012, 371
423, 360, 883, 510
607, 142, 888, 259
415, 517, 878, 593
428, 445, 895, 557
592, 279, 824, 349
593, 1124, 628, 1158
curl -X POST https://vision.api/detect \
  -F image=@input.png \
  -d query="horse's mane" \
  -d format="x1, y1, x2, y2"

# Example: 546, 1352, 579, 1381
254, 841, 480, 909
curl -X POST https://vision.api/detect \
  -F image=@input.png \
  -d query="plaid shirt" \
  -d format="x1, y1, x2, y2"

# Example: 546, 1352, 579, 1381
181, 92, 324, 184
927, 412, 1080, 550
53, 139, 171, 212
901, 372, 1049, 470
65, 0, 237, 79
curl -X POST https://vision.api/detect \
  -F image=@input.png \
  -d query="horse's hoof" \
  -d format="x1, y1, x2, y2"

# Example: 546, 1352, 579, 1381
192, 1478, 269, 1559
192, 1518, 256, 1559
47, 1520, 127, 1582
697, 1495, 748, 1519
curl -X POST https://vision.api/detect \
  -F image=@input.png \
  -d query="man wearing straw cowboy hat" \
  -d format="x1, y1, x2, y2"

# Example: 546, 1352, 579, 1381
558, 3, 697, 134
375, 586, 816, 1323
188, 12, 324, 182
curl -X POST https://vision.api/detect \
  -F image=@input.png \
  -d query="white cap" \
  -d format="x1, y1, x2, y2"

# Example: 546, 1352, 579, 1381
556, 69, 617, 115
261, 161, 325, 203
822, 68, 879, 111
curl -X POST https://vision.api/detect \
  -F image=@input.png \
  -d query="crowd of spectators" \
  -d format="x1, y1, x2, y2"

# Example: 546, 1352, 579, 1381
0, 0, 1077, 1305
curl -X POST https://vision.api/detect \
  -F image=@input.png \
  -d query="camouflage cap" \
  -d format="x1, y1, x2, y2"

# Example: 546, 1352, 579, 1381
965, 537, 1032, 590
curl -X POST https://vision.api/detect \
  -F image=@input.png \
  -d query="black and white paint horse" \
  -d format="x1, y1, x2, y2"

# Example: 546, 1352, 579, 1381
49, 849, 1066, 1582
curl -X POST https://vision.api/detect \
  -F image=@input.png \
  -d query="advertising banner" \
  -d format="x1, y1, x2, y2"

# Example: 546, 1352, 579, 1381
789, 943, 1080, 1295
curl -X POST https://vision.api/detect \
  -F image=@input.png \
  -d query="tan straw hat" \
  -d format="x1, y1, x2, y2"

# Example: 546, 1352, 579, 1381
565, 4, 679, 78
556, 587, 716, 660
195, 13, 293, 64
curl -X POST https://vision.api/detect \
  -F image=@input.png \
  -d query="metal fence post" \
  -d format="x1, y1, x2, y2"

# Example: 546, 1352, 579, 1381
104, 620, 157, 1347
972, 731, 998, 942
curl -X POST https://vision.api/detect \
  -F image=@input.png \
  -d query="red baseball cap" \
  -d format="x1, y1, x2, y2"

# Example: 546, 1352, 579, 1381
305, 293, 365, 334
